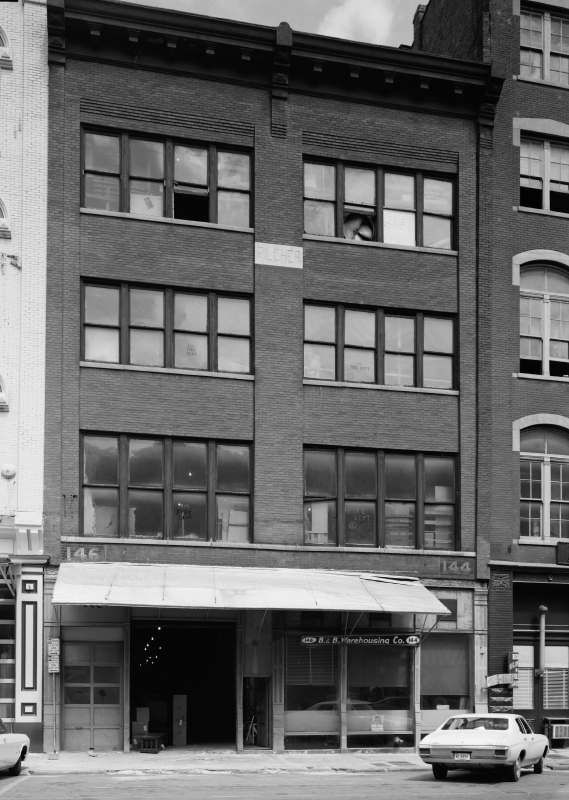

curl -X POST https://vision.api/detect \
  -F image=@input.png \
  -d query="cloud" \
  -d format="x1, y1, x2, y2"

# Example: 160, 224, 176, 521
317, 0, 395, 45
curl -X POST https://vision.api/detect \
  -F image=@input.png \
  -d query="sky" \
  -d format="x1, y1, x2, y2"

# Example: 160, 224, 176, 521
121, 0, 421, 48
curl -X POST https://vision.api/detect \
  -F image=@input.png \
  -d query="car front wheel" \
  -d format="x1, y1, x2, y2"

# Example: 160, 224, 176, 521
507, 757, 521, 782
534, 755, 544, 774
432, 764, 448, 780
8, 756, 21, 777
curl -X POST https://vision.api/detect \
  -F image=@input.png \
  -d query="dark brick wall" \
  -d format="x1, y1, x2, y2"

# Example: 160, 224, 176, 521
416, 0, 488, 61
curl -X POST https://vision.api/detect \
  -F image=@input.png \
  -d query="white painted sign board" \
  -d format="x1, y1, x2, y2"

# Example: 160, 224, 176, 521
255, 242, 303, 269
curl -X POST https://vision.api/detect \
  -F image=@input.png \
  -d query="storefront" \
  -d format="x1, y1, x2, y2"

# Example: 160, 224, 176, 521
49, 562, 462, 752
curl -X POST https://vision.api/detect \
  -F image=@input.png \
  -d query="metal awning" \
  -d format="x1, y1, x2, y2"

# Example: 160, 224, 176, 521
52, 562, 450, 614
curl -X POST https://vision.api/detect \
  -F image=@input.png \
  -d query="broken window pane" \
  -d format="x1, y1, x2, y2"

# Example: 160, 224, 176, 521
218, 191, 250, 227
174, 293, 208, 332
216, 445, 250, 493
174, 191, 209, 222
304, 343, 336, 380
130, 289, 164, 327
129, 439, 164, 487
385, 174, 415, 209
424, 179, 453, 215
130, 140, 164, 179
423, 355, 453, 389
85, 286, 120, 325
304, 200, 335, 236
423, 215, 452, 249
218, 338, 250, 373
345, 502, 376, 546
85, 327, 119, 363
83, 488, 119, 538
84, 436, 119, 485
173, 493, 207, 540
305, 450, 336, 497
304, 500, 336, 545
173, 441, 207, 490
130, 330, 164, 366
345, 168, 375, 206
345, 452, 376, 498
174, 146, 208, 185
216, 496, 250, 542
305, 306, 336, 342
129, 180, 164, 216
85, 133, 120, 174
345, 310, 376, 347
84, 174, 120, 212
383, 210, 416, 246
218, 297, 250, 335
344, 348, 375, 383
174, 333, 208, 370
424, 318, 453, 353
218, 152, 250, 190
425, 457, 455, 502
128, 490, 163, 538
304, 163, 335, 200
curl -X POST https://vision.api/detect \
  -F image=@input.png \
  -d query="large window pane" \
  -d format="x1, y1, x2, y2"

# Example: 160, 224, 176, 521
423, 215, 452, 249
345, 168, 375, 206
384, 354, 414, 386
216, 496, 249, 541
425, 457, 455, 502
218, 338, 250, 373
130, 329, 164, 367
216, 445, 250, 492
85, 133, 120, 173
174, 294, 208, 332
128, 491, 163, 538
218, 152, 250, 190
385, 317, 415, 352
129, 180, 164, 216
217, 191, 250, 228
173, 493, 207, 540
173, 441, 207, 490
383, 210, 416, 246
384, 174, 415, 209
385, 503, 415, 547
285, 637, 339, 746
424, 505, 454, 549
304, 163, 335, 200
85, 286, 120, 325
304, 200, 335, 236
420, 634, 470, 710
84, 328, 119, 363
94, 687, 120, 705
174, 333, 208, 370
84, 436, 119, 485
174, 146, 207, 185
305, 451, 336, 497
304, 501, 336, 545
345, 502, 376, 546
424, 318, 453, 353
304, 344, 335, 380
344, 348, 375, 383
385, 454, 416, 499
521, 500, 542, 537
345, 310, 375, 347
546, 429, 569, 456
550, 502, 569, 539
423, 179, 453, 215
423, 355, 453, 389
130, 289, 164, 328
520, 428, 546, 453
83, 488, 119, 538
130, 140, 164, 179
345, 452, 377, 498
305, 306, 335, 342
218, 297, 250, 335
84, 174, 120, 212
64, 666, 90, 684
129, 439, 164, 487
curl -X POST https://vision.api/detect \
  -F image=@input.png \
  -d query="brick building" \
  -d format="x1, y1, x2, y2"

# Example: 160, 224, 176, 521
417, 0, 569, 739
44, 0, 500, 753
0, 0, 48, 749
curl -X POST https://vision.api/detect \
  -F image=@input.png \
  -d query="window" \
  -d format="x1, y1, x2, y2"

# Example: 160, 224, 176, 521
304, 304, 455, 389
520, 8, 569, 85
83, 131, 252, 227
520, 137, 569, 213
520, 427, 569, 539
420, 634, 471, 711
0, 200, 9, 239
303, 162, 454, 250
82, 283, 252, 374
0, 27, 11, 66
520, 265, 569, 377
303, 448, 456, 549
82, 435, 251, 541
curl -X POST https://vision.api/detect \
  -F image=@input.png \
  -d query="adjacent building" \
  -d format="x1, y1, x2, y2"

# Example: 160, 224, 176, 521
0, 0, 48, 750
43, 0, 501, 752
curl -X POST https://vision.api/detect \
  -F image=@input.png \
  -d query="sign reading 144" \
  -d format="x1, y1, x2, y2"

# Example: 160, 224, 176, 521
441, 559, 472, 575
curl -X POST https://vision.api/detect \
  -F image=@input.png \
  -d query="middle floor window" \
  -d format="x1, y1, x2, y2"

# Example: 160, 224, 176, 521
82, 283, 252, 374
304, 304, 455, 389
303, 448, 457, 550
82, 435, 251, 541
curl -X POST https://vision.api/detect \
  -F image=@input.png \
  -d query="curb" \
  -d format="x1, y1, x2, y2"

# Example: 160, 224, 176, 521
26, 765, 426, 776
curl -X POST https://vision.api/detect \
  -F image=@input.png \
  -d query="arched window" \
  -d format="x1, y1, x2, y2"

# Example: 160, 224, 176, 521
0, 200, 9, 239
520, 264, 569, 377
0, 27, 12, 67
520, 426, 569, 539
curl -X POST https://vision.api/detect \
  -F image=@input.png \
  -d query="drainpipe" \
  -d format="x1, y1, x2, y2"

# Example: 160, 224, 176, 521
535, 606, 548, 677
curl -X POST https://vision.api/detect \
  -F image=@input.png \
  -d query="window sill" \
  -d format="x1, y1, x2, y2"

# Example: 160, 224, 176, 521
303, 233, 457, 257
80, 361, 254, 381
61, 535, 473, 557
515, 205, 569, 221
0, 230, 11, 240
515, 75, 569, 91
80, 207, 254, 234
514, 372, 569, 384
516, 537, 560, 547
0, 58, 12, 72
303, 379, 458, 396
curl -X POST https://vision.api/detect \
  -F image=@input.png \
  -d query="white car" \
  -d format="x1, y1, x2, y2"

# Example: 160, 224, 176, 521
0, 719, 29, 776
419, 713, 548, 782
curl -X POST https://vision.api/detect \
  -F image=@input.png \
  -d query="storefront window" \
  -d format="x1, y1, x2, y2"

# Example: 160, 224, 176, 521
347, 647, 413, 747
420, 634, 470, 710
285, 636, 339, 749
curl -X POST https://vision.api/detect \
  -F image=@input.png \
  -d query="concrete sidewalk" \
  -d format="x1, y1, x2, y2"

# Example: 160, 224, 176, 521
21, 747, 569, 776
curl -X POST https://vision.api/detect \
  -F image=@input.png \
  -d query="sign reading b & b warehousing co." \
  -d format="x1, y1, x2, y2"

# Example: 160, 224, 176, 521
301, 634, 420, 646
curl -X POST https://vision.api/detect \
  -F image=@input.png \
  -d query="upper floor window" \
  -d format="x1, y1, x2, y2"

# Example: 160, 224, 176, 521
303, 162, 454, 250
303, 448, 456, 550
0, 28, 11, 67
83, 131, 252, 228
520, 137, 569, 212
520, 9, 569, 84
82, 434, 251, 541
0, 200, 9, 239
520, 265, 569, 377
520, 426, 569, 540
83, 283, 252, 374
304, 304, 455, 389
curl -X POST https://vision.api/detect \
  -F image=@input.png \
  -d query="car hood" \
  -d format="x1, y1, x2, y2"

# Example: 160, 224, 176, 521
422, 729, 510, 747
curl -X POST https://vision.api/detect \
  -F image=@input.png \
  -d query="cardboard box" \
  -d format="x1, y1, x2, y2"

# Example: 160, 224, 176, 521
132, 722, 148, 736
136, 707, 149, 723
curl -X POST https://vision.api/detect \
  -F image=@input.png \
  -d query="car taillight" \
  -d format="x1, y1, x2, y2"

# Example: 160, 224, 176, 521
419, 748, 430, 755
494, 749, 507, 756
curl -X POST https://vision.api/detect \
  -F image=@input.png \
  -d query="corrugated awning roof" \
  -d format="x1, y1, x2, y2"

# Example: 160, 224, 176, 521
52, 562, 450, 614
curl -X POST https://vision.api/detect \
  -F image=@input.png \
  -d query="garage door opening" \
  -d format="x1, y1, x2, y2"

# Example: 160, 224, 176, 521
130, 623, 236, 749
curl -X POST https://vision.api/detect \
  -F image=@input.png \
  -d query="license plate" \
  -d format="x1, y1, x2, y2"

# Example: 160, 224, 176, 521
454, 753, 470, 761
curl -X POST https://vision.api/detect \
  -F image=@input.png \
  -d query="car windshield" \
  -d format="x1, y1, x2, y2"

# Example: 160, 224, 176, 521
442, 717, 509, 731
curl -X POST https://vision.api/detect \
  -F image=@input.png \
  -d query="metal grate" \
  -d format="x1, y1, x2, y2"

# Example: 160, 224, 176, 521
544, 669, 569, 709
513, 668, 534, 709
286, 636, 338, 685
552, 724, 569, 738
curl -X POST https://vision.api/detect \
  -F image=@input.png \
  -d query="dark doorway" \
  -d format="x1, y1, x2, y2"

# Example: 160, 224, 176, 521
131, 623, 236, 747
